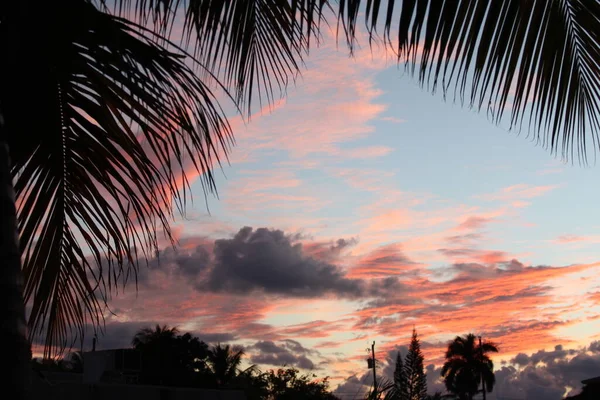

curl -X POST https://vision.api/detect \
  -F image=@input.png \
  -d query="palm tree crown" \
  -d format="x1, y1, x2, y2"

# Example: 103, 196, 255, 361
441, 334, 498, 400
207, 344, 245, 387
132, 325, 180, 348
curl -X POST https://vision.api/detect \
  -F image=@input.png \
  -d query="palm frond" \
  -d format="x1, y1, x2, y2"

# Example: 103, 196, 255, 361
480, 342, 499, 354
354, 0, 600, 163
7, 2, 231, 357
112, 0, 600, 160
106, 0, 326, 116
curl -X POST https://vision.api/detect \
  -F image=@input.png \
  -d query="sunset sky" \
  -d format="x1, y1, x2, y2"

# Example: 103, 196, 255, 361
92, 30, 600, 399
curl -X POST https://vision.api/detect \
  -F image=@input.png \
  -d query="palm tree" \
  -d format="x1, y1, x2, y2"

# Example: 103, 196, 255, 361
2, 1, 599, 398
131, 325, 180, 349
207, 344, 245, 388
441, 334, 498, 400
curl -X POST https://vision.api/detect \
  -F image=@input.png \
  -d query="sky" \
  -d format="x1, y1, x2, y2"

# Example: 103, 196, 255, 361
85, 29, 600, 399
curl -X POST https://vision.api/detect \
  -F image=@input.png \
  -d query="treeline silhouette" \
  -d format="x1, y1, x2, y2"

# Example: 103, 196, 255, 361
131, 325, 337, 399
32, 326, 502, 400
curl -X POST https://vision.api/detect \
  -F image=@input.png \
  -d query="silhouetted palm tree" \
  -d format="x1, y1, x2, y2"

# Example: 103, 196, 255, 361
3, 1, 600, 397
441, 334, 498, 400
207, 344, 244, 388
132, 325, 179, 348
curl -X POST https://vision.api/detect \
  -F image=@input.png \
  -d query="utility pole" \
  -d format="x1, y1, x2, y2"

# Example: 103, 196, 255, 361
479, 336, 486, 400
371, 341, 378, 399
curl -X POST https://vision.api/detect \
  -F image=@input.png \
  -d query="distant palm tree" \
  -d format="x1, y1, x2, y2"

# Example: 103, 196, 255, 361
131, 325, 179, 349
207, 344, 245, 388
441, 334, 498, 400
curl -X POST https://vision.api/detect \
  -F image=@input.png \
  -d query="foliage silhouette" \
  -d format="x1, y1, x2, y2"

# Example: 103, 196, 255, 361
130, 327, 338, 398
405, 329, 427, 400
207, 343, 245, 388
393, 351, 409, 400
132, 325, 210, 387
263, 367, 338, 400
441, 334, 498, 400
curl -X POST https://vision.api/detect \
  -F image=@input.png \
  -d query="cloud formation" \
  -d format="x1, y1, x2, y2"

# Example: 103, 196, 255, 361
250, 340, 318, 370
201, 227, 365, 297
491, 341, 600, 399
85, 220, 600, 396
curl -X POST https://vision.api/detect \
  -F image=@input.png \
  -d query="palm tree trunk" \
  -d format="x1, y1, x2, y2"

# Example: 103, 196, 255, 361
0, 128, 31, 399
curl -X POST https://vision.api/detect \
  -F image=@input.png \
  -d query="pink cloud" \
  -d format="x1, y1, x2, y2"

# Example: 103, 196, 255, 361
380, 116, 406, 123
350, 261, 600, 362
348, 243, 421, 278
362, 209, 415, 232
219, 30, 392, 166
556, 234, 586, 244
456, 216, 494, 231
337, 145, 394, 159
553, 234, 600, 245
478, 184, 559, 202
219, 168, 331, 215
332, 168, 397, 193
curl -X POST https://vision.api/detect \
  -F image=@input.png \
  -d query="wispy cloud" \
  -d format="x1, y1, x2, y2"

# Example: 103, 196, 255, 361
477, 184, 559, 202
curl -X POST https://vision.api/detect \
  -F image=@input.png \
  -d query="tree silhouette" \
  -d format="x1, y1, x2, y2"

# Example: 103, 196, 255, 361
404, 329, 427, 400
132, 325, 209, 387
207, 344, 245, 388
441, 334, 498, 400
264, 367, 338, 400
393, 351, 409, 400
4, 1, 600, 397
132, 325, 179, 348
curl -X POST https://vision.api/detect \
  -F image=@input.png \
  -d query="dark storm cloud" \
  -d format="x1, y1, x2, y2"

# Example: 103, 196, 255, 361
512, 352, 531, 366
509, 344, 577, 366
589, 340, 600, 353
197, 227, 387, 298
333, 373, 372, 399
250, 340, 318, 370
490, 341, 600, 400
146, 242, 212, 280
98, 227, 406, 300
